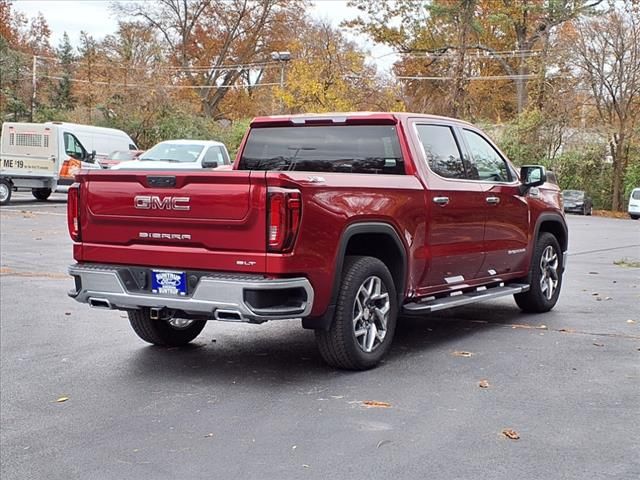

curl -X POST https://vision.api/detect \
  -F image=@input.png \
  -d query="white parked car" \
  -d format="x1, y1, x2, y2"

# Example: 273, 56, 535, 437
112, 140, 231, 170
628, 188, 640, 220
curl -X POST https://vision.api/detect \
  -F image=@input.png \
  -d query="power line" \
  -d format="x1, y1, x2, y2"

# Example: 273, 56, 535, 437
34, 73, 283, 89
396, 74, 548, 81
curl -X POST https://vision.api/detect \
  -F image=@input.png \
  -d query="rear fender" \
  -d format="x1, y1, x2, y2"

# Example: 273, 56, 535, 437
302, 222, 407, 330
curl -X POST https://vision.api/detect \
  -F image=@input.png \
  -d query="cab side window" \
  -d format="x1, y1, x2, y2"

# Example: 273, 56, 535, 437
462, 129, 511, 182
64, 133, 86, 160
415, 124, 466, 179
202, 146, 224, 165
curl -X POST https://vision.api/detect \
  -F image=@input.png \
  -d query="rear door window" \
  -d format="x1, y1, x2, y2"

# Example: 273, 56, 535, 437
239, 125, 405, 174
414, 124, 466, 179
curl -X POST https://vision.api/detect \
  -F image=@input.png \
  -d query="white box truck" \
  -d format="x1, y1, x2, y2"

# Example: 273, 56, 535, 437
0, 122, 137, 205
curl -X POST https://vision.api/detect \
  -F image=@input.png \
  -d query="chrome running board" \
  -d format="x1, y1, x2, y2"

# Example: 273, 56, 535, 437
403, 283, 529, 314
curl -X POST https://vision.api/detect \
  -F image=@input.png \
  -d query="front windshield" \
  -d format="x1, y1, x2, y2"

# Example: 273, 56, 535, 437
140, 143, 204, 163
563, 190, 584, 199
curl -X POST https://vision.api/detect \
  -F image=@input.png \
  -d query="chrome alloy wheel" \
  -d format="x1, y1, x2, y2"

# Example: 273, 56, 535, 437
0, 182, 9, 203
539, 245, 559, 300
352, 275, 390, 353
167, 318, 195, 329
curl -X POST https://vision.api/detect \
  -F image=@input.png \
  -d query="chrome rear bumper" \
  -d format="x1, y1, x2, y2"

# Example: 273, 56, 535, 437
68, 263, 314, 323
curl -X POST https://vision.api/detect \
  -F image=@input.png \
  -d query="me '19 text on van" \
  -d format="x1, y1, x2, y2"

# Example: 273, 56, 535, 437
134, 195, 190, 211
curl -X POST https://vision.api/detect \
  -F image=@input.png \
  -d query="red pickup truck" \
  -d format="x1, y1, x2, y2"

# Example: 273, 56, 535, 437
67, 112, 567, 370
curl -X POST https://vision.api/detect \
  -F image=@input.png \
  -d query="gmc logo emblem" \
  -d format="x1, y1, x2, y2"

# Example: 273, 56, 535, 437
134, 195, 191, 211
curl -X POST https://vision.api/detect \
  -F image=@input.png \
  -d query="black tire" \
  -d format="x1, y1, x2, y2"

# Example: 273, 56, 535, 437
315, 256, 398, 370
514, 233, 563, 313
32, 188, 52, 201
128, 309, 206, 347
630, 215, 639, 220
0, 178, 12, 205
587, 205, 593, 216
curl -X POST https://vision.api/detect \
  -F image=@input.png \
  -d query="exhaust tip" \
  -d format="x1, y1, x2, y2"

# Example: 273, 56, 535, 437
214, 309, 244, 322
89, 298, 111, 309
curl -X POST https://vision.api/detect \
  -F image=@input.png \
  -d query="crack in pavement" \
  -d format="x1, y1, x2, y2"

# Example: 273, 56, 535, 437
569, 244, 640, 257
470, 320, 640, 340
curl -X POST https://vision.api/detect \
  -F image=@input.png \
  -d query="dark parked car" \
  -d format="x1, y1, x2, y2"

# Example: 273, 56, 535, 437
562, 190, 592, 215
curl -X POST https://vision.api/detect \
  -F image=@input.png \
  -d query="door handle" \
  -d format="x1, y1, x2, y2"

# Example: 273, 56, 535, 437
486, 196, 500, 204
433, 196, 450, 206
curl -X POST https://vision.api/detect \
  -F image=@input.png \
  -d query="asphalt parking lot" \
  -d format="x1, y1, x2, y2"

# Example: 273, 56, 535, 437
1, 192, 639, 480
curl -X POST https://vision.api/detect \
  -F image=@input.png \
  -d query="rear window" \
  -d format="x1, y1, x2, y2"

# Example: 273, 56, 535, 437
239, 125, 405, 174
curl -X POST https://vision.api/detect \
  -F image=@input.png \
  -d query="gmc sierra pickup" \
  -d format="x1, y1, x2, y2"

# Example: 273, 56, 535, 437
67, 112, 567, 370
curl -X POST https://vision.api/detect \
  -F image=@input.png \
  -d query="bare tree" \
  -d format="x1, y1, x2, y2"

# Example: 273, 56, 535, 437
573, 4, 640, 210
115, 0, 301, 117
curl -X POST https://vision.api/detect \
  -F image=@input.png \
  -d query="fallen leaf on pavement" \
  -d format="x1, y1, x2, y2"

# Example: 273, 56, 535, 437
376, 440, 392, 448
502, 429, 520, 440
627, 320, 636, 324
64, 312, 71, 316
56, 396, 69, 403
362, 400, 392, 408
478, 379, 490, 388
593, 343, 604, 347
591, 292, 599, 296
204, 433, 213, 438
452, 351, 473, 357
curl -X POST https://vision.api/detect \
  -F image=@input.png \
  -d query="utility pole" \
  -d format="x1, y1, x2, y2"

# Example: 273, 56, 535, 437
30, 55, 37, 122
271, 51, 291, 113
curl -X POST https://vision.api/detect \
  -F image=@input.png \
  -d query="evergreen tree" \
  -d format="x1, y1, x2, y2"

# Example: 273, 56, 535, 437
53, 32, 75, 110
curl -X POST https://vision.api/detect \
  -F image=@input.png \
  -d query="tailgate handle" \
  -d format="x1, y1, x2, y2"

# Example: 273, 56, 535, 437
147, 176, 176, 188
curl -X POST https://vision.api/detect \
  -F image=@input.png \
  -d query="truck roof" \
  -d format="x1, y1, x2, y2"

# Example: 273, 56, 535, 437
250, 112, 473, 126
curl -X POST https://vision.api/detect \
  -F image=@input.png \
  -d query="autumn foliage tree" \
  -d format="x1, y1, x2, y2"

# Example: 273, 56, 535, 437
572, 4, 640, 211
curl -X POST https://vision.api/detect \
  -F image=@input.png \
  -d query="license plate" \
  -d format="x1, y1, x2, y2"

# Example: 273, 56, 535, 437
151, 270, 187, 296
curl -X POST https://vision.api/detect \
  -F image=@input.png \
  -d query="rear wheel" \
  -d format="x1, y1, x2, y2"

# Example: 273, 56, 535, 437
630, 214, 639, 220
32, 188, 52, 201
0, 178, 12, 205
316, 256, 398, 370
514, 233, 563, 313
128, 309, 206, 347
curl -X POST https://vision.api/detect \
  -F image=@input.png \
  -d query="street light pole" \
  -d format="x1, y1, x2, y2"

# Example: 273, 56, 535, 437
271, 51, 291, 113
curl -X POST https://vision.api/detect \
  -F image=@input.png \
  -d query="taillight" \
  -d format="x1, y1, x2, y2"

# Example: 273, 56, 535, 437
67, 184, 80, 242
267, 188, 302, 252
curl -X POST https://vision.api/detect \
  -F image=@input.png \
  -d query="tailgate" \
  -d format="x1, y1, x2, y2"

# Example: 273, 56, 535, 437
77, 170, 267, 272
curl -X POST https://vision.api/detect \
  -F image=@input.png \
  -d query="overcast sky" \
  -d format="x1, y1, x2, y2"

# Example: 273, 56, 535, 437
12, 0, 397, 72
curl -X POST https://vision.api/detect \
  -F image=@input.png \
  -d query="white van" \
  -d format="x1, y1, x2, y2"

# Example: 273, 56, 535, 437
629, 188, 640, 220
0, 122, 134, 205
45, 122, 137, 162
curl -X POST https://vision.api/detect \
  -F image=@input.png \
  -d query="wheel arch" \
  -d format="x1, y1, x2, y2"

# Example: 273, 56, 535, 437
534, 213, 568, 253
302, 222, 408, 330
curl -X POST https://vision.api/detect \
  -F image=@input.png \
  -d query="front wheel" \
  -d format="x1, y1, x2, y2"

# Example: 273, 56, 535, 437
32, 188, 52, 201
514, 233, 563, 313
0, 178, 12, 205
316, 256, 398, 370
128, 309, 206, 347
